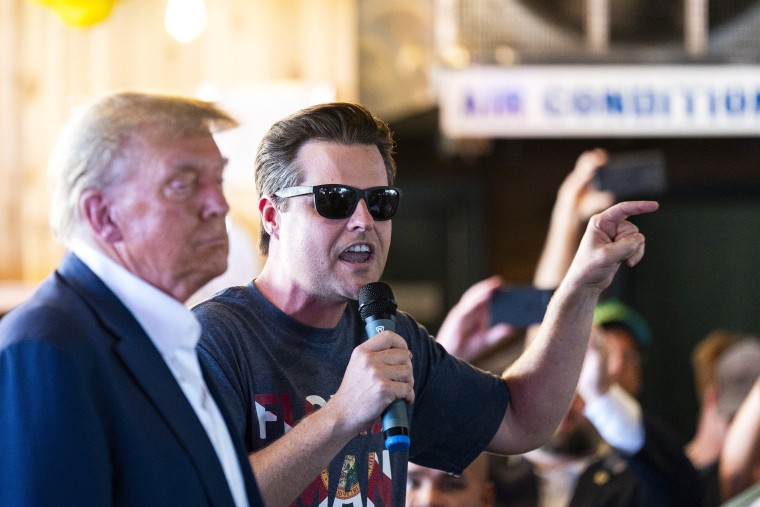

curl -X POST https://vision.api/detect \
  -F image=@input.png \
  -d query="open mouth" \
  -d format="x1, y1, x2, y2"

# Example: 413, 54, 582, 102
339, 243, 372, 263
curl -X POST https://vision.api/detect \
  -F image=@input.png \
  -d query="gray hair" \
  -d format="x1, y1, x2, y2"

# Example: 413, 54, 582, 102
255, 102, 396, 256
48, 91, 238, 245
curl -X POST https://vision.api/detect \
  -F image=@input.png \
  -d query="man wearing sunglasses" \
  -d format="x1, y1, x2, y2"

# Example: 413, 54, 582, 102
193, 102, 658, 507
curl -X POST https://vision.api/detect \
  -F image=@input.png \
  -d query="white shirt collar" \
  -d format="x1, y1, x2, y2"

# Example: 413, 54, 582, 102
71, 241, 200, 356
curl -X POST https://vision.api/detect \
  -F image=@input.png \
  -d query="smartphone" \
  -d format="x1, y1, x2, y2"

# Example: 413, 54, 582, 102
592, 149, 667, 200
490, 286, 555, 327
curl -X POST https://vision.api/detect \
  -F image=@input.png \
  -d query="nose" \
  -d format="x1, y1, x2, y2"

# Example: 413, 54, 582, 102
606, 353, 624, 382
346, 197, 374, 230
202, 181, 230, 219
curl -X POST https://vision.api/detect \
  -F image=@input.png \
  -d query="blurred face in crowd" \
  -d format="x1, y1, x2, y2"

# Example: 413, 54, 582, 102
406, 454, 495, 507
603, 327, 643, 397
543, 395, 599, 458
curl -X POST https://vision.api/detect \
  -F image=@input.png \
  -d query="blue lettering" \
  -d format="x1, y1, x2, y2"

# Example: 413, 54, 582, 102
544, 89, 563, 115
464, 90, 522, 116
634, 90, 656, 115
493, 92, 522, 114
507, 93, 522, 114
464, 93, 476, 114
606, 92, 624, 114
709, 91, 718, 115
573, 93, 595, 114
660, 94, 670, 113
725, 89, 746, 114
682, 90, 696, 116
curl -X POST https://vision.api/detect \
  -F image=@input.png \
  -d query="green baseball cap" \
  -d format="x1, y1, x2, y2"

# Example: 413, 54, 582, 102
593, 299, 652, 349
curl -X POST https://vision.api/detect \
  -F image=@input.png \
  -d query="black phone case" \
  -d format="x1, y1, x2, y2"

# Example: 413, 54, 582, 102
593, 150, 667, 200
490, 286, 554, 327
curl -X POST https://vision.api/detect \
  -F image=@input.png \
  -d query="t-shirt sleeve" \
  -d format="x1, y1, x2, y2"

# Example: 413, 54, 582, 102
402, 315, 510, 475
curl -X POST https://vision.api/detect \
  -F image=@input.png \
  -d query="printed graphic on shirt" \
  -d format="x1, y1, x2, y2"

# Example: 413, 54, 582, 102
294, 451, 393, 507
255, 393, 397, 507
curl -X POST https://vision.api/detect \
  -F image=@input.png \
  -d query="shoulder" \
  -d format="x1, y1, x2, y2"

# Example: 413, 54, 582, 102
0, 280, 91, 351
193, 285, 263, 333
394, 309, 434, 344
193, 285, 256, 316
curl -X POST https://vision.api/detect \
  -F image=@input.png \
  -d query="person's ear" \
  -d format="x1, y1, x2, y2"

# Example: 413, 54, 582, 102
80, 189, 122, 243
259, 195, 279, 241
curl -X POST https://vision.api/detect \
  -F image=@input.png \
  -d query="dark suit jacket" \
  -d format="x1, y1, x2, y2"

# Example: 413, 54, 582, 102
0, 253, 264, 506
630, 412, 706, 507
491, 450, 656, 507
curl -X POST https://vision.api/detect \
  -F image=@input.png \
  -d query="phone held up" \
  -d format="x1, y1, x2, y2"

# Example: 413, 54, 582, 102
490, 286, 555, 328
592, 149, 668, 200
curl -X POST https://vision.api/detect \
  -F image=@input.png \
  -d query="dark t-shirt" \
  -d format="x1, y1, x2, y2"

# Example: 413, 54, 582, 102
194, 283, 510, 507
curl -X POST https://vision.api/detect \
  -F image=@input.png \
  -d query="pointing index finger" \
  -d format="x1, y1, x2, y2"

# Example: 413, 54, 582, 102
597, 200, 659, 235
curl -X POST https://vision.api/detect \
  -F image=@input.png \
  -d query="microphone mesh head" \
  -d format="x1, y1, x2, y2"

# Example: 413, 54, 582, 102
358, 282, 397, 320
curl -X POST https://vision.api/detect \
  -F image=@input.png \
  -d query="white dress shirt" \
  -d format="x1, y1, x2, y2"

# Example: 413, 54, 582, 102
72, 242, 248, 507
583, 383, 645, 454
534, 458, 591, 507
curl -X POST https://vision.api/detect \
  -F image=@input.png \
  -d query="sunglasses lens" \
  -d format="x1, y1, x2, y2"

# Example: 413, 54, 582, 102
313, 185, 400, 220
367, 188, 400, 221
315, 186, 358, 219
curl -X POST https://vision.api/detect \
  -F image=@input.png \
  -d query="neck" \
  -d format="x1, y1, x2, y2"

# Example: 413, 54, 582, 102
255, 267, 347, 328
72, 237, 193, 303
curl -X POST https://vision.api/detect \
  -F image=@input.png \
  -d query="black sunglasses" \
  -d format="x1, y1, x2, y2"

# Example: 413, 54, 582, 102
274, 184, 402, 221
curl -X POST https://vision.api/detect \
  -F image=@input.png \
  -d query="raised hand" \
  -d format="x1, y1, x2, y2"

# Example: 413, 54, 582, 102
557, 148, 616, 223
436, 275, 514, 362
577, 326, 611, 402
566, 200, 659, 294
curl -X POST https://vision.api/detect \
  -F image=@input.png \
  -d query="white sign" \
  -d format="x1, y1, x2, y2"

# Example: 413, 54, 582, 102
438, 65, 760, 137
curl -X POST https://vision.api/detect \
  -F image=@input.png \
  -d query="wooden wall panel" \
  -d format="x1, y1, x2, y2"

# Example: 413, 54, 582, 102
0, 0, 358, 287
0, 0, 22, 279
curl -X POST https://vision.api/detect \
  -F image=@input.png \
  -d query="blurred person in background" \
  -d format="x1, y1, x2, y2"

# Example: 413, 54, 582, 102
437, 148, 702, 506
491, 328, 667, 507
591, 299, 650, 399
532, 148, 704, 506
406, 453, 496, 507
686, 330, 744, 505
716, 341, 760, 502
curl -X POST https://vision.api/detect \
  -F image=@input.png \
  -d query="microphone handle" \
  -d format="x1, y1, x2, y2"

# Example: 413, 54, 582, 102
363, 315, 410, 452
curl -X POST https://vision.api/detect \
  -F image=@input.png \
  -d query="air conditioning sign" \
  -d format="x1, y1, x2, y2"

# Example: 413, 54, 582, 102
438, 65, 760, 137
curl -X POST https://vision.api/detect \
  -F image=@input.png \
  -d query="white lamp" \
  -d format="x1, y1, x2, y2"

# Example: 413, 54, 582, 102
164, 0, 207, 43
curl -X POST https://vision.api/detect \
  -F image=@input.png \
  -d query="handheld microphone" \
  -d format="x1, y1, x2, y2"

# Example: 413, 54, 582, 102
358, 282, 410, 452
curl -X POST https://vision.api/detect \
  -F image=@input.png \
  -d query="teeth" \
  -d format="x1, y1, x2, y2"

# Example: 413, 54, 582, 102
346, 244, 370, 253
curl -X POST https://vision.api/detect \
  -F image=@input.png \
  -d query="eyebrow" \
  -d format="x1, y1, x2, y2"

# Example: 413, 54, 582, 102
172, 157, 229, 173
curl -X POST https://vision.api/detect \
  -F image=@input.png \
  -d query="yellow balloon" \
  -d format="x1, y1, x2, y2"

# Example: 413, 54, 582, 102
29, 0, 118, 28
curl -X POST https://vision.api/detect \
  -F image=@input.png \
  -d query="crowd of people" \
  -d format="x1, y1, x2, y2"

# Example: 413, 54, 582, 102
424, 148, 760, 507
0, 90, 757, 507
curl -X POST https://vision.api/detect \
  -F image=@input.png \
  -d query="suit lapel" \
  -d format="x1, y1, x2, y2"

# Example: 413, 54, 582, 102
58, 253, 236, 506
